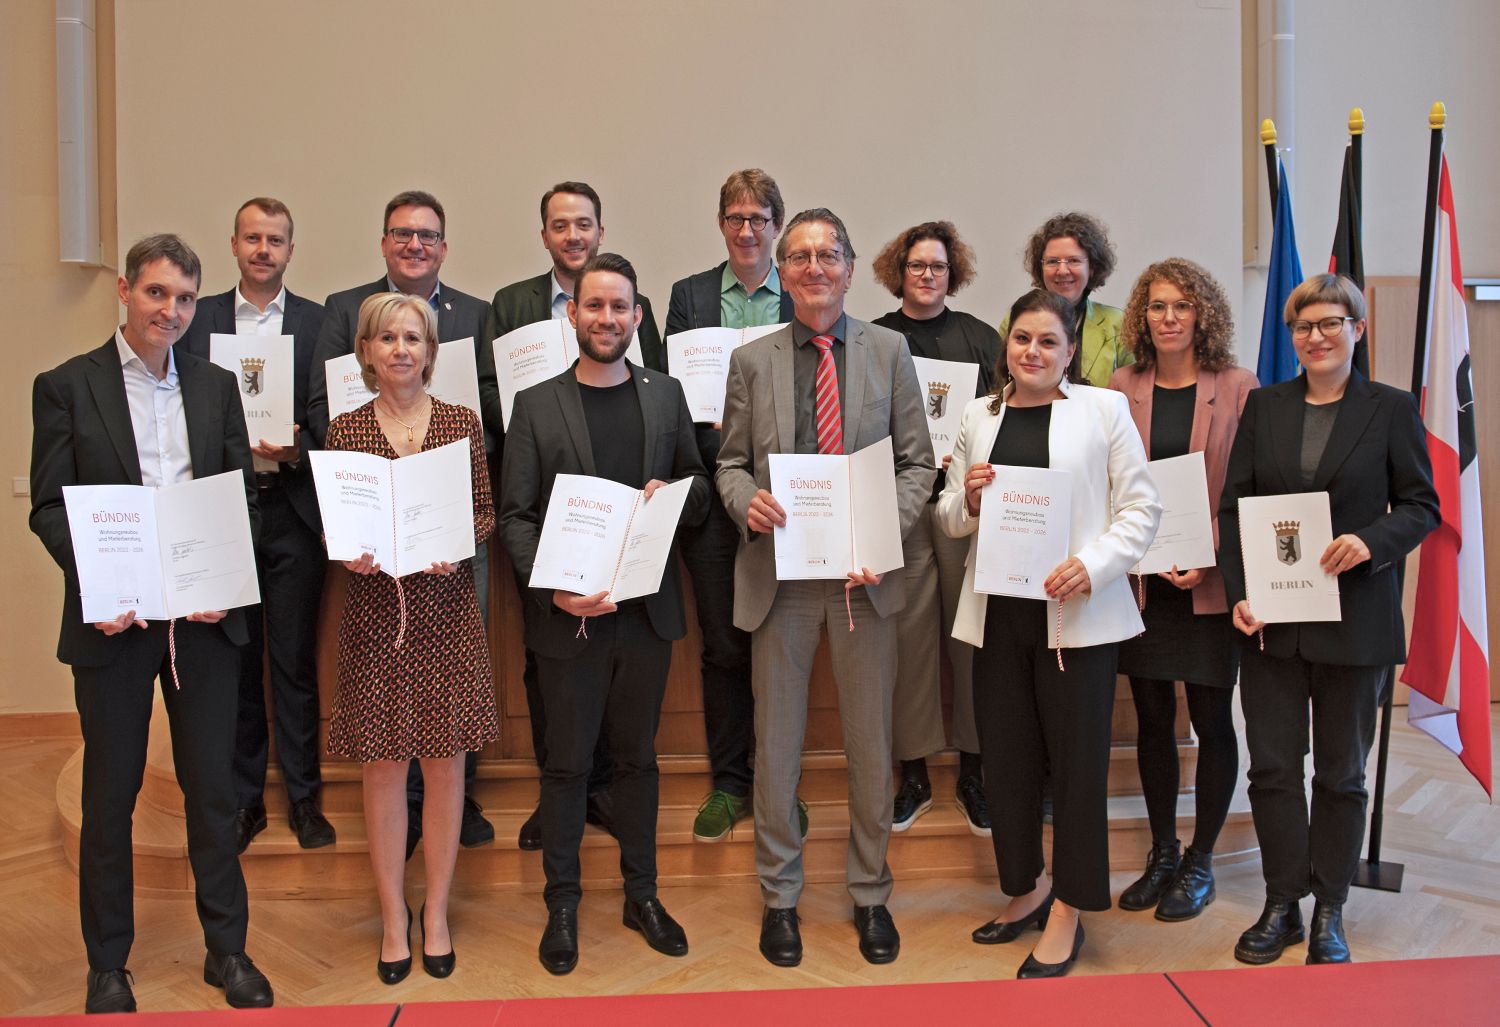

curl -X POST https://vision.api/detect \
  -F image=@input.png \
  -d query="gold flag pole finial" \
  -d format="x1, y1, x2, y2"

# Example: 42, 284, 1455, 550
1260, 119, 1277, 146
1348, 108, 1365, 136
1429, 102, 1446, 130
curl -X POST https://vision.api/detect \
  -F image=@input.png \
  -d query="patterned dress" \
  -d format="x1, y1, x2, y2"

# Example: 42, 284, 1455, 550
324, 399, 500, 762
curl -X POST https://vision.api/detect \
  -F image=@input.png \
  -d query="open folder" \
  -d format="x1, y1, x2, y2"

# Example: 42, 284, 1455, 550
63, 470, 260, 621
310, 438, 475, 577
768, 436, 904, 580
528, 474, 694, 602
665, 323, 787, 422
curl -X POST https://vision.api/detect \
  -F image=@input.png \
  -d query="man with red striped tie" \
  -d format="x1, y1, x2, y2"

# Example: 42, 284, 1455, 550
716, 208, 935, 968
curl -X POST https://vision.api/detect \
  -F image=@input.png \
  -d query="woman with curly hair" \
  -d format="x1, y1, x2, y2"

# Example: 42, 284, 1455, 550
1001, 212, 1128, 387
871, 221, 998, 836
1108, 258, 1257, 921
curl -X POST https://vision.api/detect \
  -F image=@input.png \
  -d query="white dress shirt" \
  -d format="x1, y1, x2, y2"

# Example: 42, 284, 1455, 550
234, 284, 286, 335
115, 329, 192, 488
549, 271, 571, 321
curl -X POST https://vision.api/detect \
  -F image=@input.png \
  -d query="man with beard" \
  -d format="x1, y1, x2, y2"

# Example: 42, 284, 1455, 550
483, 181, 663, 849
498, 253, 708, 975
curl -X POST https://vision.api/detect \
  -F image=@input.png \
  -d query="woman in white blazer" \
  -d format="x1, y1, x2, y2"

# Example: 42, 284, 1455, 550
937, 289, 1159, 978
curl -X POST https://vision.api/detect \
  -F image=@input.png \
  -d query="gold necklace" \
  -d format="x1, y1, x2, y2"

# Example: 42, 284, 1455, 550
376, 397, 430, 442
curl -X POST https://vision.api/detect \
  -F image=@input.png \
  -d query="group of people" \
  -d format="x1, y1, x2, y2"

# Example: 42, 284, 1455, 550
29, 167, 1439, 1014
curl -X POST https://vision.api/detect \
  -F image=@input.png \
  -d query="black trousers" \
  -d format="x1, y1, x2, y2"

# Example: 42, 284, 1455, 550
74, 620, 249, 970
680, 490, 753, 796
972, 596, 1118, 912
1240, 648, 1384, 905
234, 482, 325, 808
536, 606, 670, 911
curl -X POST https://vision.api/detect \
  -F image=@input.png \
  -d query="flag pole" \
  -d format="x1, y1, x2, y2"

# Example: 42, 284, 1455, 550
1354, 101, 1445, 893
1348, 108, 1369, 376
1350, 107, 1364, 215
1261, 119, 1279, 212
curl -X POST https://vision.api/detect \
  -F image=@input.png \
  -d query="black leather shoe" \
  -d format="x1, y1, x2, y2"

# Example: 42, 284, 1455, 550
539, 907, 579, 975
203, 951, 274, 1008
405, 801, 422, 861
955, 774, 991, 837
760, 907, 802, 967
377, 905, 413, 985
972, 893, 1054, 944
1306, 901, 1352, 964
85, 968, 136, 1013
1156, 846, 1215, 921
419, 903, 456, 978
1119, 838, 1181, 911
624, 896, 689, 956
1234, 899, 1305, 964
289, 798, 336, 849
585, 791, 616, 839
854, 904, 900, 964
1017, 921, 1084, 979
891, 777, 933, 832
518, 805, 543, 850
459, 795, 495, 847
233, 805, 268, 855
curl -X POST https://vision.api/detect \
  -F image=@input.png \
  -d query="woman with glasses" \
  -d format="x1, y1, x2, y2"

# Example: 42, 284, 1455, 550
999, 212, 1128, 388
871, 221, 998, 837
1108, 259, 1257, 922
939, 289, 1159, 978
1218, 274, 1437, 965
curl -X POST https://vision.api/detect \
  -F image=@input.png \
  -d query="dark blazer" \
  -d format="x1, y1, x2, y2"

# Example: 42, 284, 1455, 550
175, 287, 325, 533
30, 336, 258, 666
497, 363, 710, 658
1217, 371, 1439, 665
1112, 363, 1258, 614
484, 270, 664, 373
305, 276, 497, 450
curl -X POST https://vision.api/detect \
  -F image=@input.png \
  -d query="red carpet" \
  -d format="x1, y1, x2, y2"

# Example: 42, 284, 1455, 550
8, 956, 1496, 1024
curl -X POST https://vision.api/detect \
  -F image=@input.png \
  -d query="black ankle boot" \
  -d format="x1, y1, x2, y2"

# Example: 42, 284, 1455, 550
1155, 846, 1215, 921
1306, 901, 1351, 964
1119, 839, 1180, 911
1234, 899, 1305, 964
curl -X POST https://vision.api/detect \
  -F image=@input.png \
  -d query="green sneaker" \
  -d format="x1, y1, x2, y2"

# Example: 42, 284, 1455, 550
797, 797, 810, 840
693, 790, 747, 842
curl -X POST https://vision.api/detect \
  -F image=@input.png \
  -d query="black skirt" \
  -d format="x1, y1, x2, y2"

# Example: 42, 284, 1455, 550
1116, 574, 1238, 688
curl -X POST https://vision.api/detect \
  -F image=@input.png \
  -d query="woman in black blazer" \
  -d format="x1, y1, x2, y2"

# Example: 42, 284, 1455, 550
1217, 274, 1438, 966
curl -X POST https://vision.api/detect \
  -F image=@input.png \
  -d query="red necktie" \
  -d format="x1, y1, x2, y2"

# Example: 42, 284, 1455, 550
812, 334, 844, 455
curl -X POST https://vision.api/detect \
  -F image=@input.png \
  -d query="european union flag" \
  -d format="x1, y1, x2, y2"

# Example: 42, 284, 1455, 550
1257, 159, 1304, 385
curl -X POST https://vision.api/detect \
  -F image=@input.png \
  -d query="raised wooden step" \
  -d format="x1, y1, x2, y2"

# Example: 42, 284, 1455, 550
58, 744, 1255, 900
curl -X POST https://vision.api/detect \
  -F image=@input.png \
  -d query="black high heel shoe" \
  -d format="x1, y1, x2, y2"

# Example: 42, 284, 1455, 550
377, 905, 413, 985
420, 903, 456, 978
1017, 920, 1085, 979
972, 893, 1055, 944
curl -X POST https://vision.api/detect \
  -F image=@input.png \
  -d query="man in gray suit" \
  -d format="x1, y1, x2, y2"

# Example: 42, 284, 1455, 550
305, 189, 496, 853
717, 209, 935, 967
499, 253, 709, 975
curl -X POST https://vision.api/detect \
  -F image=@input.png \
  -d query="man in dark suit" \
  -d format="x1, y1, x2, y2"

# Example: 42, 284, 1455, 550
305, 189, 495, 852
663, 169, 796, 843
30, 235, 274, 1013
499, 253, 709, 975
484, 181, 662, 849
176, 197, 333, 854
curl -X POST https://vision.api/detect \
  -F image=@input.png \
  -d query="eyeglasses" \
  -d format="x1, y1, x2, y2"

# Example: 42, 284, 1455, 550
905, 261, 950, 278
1146, 300, 1196, 321
722, 214, 773, 231
386, 227, 443, 247
1042, 257, 1087, 271
783, 250, 845, 270
1290, 316, 1355, 340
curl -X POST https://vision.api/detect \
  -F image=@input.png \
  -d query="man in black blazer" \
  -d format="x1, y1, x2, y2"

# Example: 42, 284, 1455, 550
662, 169, 795, 843
176, 197, 333, 854
30, 235, 273, 1013
483, 181, 663, 848
499, 254, 709, 975
305, 189, 495, 851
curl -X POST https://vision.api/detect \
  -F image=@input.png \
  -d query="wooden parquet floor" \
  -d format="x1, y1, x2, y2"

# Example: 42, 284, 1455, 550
4, 709, 1498, 1017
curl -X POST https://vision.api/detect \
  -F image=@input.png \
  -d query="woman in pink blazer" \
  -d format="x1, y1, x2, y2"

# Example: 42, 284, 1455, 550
1108, 259, 1257, 922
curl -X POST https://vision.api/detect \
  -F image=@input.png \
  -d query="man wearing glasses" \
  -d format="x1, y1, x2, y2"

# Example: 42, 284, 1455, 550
664, 170, 796, 845
716, 208, 935, 967
306, 189, 498, 855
